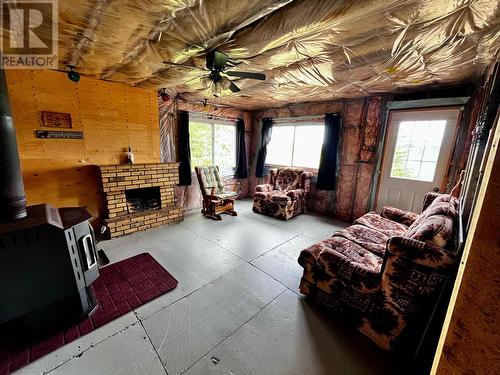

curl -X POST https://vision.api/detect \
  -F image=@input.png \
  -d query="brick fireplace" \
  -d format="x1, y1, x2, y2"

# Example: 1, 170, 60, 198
98, 163, 183, 238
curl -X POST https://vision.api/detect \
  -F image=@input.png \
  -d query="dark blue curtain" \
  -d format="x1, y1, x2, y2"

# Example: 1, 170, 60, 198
177, 110, 192, 185
316, 113, 341, 190
235, 119, 248, 178
255, 118, 273, 177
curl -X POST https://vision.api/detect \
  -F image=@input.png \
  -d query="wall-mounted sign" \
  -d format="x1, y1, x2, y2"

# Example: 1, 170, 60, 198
41, 111, 72, 128
36, 130, 83, 139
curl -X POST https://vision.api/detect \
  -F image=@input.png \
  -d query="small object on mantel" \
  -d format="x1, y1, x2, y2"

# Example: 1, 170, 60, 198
126, 145, 135, 164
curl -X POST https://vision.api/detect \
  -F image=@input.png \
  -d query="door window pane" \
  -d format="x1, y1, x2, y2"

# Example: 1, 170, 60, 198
293, 125, 324, 168
390, 120, 446, 181
266, 126, 294, 166
214, 124, 236, 171
419, 161, 437, 181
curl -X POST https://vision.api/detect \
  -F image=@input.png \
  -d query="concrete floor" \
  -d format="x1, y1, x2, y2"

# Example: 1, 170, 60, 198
15, 200, 404, 375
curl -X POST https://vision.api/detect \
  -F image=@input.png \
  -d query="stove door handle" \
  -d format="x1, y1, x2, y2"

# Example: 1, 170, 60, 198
80, 234, 97, 270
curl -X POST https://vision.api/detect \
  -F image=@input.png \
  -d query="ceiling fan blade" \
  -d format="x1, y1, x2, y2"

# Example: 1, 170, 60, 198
229, 81, 240, 93
163, 61, 207, 72
226, 71, 266, 80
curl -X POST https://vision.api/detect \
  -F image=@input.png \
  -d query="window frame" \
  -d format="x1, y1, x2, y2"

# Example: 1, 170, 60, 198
265, 120, 325, 170
188, 116, 237, 173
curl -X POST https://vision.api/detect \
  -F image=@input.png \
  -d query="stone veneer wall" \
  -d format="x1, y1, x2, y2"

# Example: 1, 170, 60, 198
98, 163, 183, 238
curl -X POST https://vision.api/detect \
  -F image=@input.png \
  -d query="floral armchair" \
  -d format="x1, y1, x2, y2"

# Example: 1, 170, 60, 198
298, 192, 460, 351
252, 167, 313, 220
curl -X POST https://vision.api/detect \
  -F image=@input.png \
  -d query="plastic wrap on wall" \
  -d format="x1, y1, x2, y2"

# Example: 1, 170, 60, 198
44, 0, 500, 109
158, 97, 176, 163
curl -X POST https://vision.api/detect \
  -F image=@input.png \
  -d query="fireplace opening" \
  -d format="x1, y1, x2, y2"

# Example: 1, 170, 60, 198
125, 186, 161, 214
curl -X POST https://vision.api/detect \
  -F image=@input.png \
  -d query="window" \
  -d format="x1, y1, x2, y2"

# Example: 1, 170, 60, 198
266, 122, 325, 169
390, 120, 446, 181
189, 120, 236, 171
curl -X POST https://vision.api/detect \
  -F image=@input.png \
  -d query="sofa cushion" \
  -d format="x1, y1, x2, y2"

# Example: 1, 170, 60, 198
333, 224, 389, 257
269, 192, 291, 202
380, 206, 419, 227
275, 168, 303, 191
404, 194, 458, 249
286, 188, 305, 200
255, 183, 274, 192
354, 212, 408, 237
254, 191, 291, 202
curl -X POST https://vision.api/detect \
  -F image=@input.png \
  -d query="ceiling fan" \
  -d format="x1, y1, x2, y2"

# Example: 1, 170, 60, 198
163, 50, 266, 95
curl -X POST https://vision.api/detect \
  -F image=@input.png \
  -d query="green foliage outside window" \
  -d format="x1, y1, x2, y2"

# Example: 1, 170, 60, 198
189, 121, 236, 171
190, 122, 212, 169
391, 145, 408, 178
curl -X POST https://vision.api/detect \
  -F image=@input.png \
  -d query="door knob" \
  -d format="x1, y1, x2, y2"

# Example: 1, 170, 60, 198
433, 187, 440, 192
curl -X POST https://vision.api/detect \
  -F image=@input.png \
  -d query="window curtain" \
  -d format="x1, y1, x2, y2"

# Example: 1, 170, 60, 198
255, 118, 273, 177
316, 113, 341, 190
235, 118, 248, 178
177, 110, 192, 185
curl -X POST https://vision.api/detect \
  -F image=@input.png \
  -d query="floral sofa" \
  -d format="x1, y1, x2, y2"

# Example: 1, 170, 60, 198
298, 192, 460, 351
253, 167, 313, 220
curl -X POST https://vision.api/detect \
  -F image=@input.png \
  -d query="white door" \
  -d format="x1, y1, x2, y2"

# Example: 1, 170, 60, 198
375, 108, 461, 213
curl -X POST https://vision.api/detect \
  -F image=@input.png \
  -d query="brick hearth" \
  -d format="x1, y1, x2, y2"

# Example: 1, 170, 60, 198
98, 163, 183, 238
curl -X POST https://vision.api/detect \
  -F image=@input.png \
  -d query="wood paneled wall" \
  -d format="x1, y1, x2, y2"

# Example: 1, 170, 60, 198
6, 70, 160, 221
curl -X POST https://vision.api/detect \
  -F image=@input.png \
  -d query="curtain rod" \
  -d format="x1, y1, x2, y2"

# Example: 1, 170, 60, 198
189, 112, 239, 122
272, 115, 325, 123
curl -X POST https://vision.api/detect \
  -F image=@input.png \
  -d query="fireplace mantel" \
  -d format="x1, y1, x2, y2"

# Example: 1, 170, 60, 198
98, 163, 182, 238
99, 162, 179, 169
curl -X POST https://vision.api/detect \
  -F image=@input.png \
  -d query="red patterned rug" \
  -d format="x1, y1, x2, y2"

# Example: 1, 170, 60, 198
0, 253, 178, 375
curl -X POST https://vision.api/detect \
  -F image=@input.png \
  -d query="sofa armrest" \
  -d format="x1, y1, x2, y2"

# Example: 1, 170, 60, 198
422, 192, 441, 211
286, 188, 305, 199
255, 184, 274, 192
380, 206, 419, 226
300, 171, 313, 193
299, 237, 383, 293
381, 236, 456, 298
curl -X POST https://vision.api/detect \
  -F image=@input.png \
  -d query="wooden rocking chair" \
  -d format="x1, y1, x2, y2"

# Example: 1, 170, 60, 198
195, 166, 239, 220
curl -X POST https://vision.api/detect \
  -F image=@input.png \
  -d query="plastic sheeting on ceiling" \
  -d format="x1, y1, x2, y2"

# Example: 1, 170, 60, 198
52, 0, 500, 109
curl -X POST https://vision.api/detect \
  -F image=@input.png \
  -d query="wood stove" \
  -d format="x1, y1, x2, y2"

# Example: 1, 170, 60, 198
0, 205, 99, 335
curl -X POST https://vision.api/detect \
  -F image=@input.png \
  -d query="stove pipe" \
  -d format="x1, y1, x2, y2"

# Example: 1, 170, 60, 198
0, 69, 27, 221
